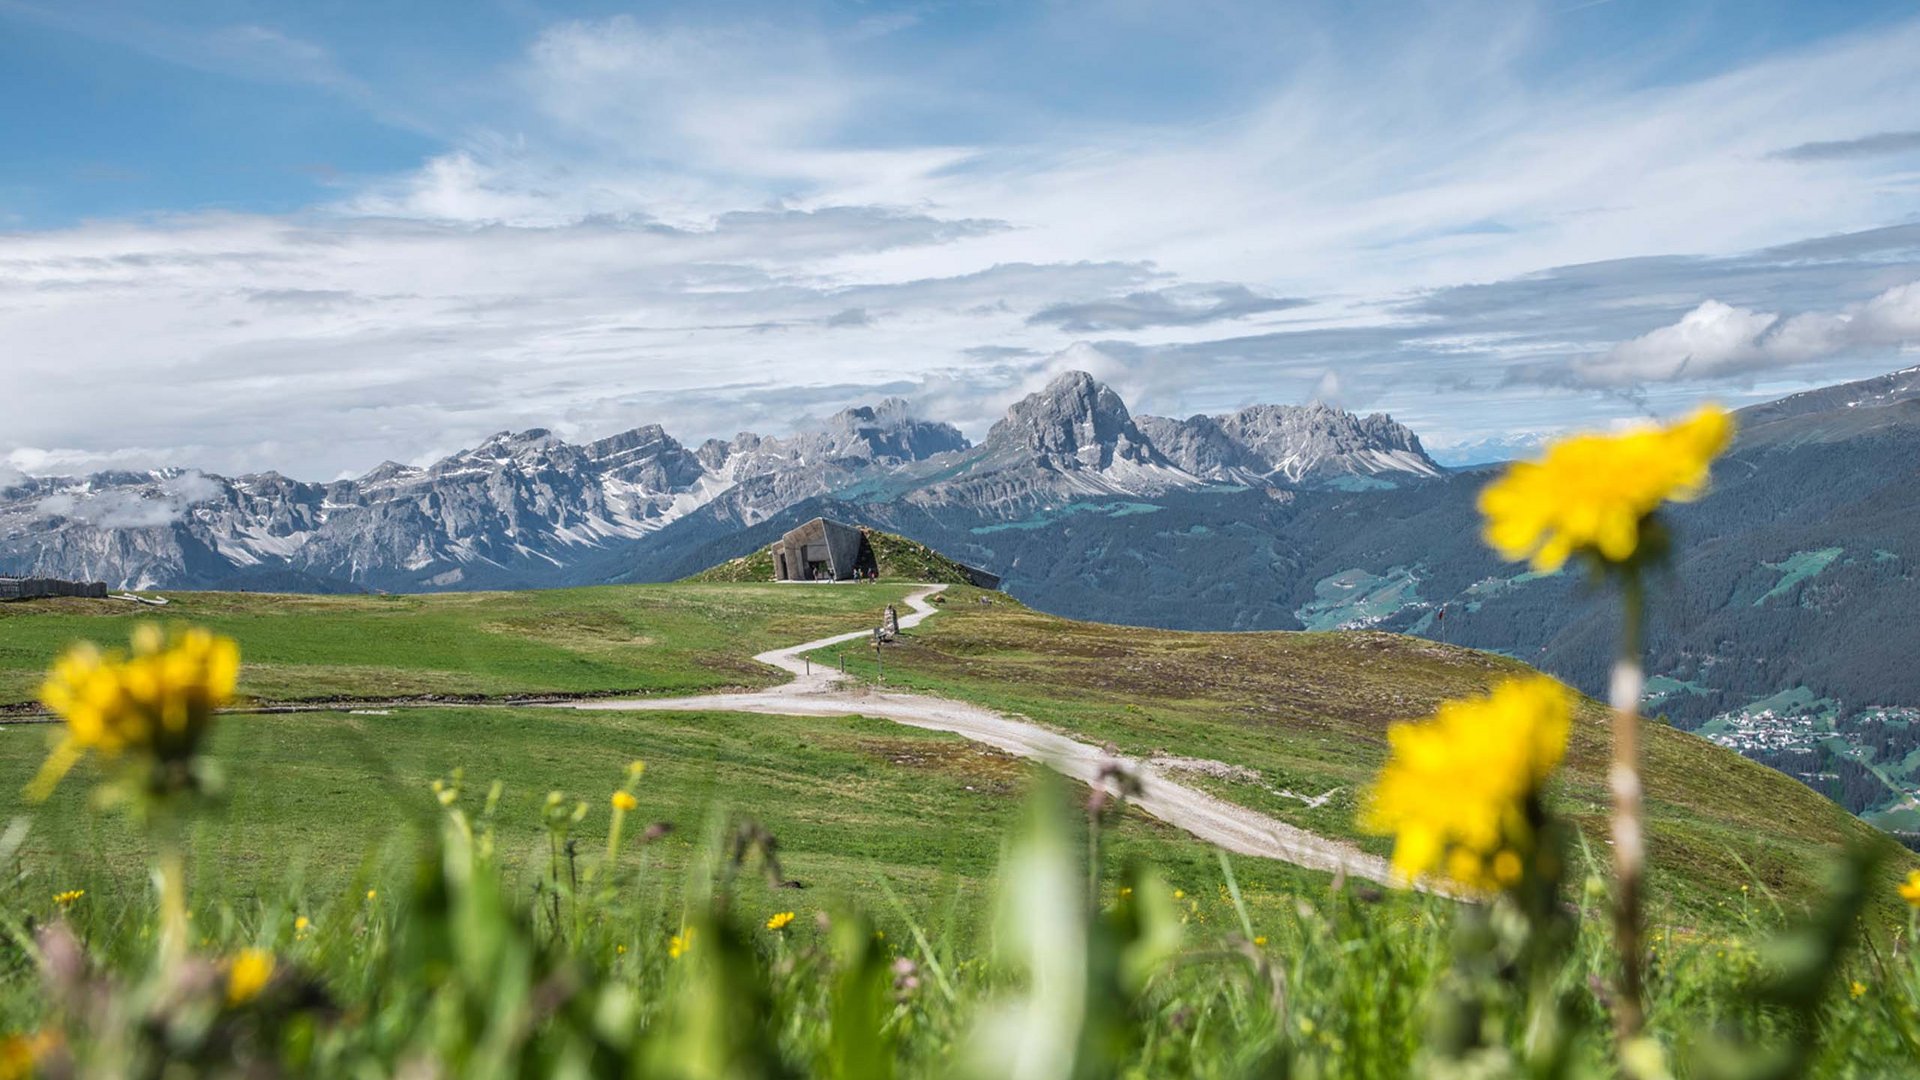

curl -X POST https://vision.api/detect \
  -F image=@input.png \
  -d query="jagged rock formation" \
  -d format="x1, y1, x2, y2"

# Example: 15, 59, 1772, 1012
1137, 403, 1439, 485
0, 373, 1442, 591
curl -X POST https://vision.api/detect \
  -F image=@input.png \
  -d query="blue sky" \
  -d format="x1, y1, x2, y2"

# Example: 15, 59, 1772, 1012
5, 0, 1920, 476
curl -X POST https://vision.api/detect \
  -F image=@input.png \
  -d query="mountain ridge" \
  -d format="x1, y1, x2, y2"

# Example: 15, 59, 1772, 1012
0, 372, 1441, 591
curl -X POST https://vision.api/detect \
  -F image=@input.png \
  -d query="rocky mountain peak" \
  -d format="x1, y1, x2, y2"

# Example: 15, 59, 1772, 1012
819, 398, 969, 463
986, 370, 1160, 470
1138, 402, 1439, 485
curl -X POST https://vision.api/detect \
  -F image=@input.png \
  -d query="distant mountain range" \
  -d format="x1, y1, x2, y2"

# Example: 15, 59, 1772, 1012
0, 371, 1439, 592
8, 363, 1919, 831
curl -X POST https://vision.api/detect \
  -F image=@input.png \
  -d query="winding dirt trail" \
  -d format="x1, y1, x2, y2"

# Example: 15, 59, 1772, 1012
568, 584, 1400, 886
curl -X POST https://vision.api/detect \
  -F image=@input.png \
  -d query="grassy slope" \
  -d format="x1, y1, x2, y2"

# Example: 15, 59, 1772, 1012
0, 581, 1365, 934
0, 705, 1383, 937
2, 580, 1905, 931
0, 583, 919, 707
807, 587, 1919, 928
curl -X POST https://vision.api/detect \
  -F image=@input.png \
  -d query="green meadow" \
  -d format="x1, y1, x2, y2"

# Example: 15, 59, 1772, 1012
3, 578, 1919, 1076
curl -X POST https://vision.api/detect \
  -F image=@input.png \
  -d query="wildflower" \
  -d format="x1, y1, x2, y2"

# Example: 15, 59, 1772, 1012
225, 948, 275, 1006
0, 1032, 59, 1080
52, 889, 84, 907
669, 927, 695, 959
1900, 870, 1920, 907
294, 916, 310, 932
0, 1035, 32, 1080
1253, 936, 1268, 947
1173, 889, 1185, 900
766, 911, 796, 932
616, 944, 627, 955
1361, 675, 1572, 891
611, 790, 638, 812
366, 889, 377, 901
1478, 407, 1732, 571
28, 624, 241, 800
1851, 980, 1867, 999
627, 759, 646, 779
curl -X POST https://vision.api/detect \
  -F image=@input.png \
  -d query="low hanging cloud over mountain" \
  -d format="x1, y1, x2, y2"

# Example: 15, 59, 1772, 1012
33, 471, 222, 528
1562, 281, 1920, 387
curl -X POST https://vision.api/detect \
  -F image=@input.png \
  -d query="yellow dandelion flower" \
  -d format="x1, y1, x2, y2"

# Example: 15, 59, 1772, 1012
366, 888, 377, 902
1253, 936, 1268, 947
52, 889, 84, 907
1478, 406, 1733, 571
1172, 889, 1185, 900
1361, 675, 1572, 892
1899, 870, 1920, 907
668, 927, 694, 959
225, 948, 275, 1007
611, 790, 638, 812
766, 911, 796, 932
28, 624, 240, 801
0, 1031, 59, 1080
616, 943, 627, 955
626, 759, 646, 779
1850, 980, 1867, 999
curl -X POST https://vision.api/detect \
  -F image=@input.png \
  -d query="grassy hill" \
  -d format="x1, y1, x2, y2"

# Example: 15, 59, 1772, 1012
0, 582, 925, 708
806, 587, 1919, 927
688, 526, 989, 586
2, 579, 1907, 928
5, 578, 1918, 1074
0, 583, 1398, 937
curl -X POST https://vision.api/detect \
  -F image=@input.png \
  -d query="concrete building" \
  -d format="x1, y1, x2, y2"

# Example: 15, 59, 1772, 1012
772, 518, 877, 582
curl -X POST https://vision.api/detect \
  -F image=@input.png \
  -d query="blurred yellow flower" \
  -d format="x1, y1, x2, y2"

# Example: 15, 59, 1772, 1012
611, 790, 638, 812
225, 948, 275, 1006
1361, 675, 1572, 892
1851, 980, 1867, 999
52, 889, 84, 907
626, 759, 646, 779
0, 1031, 57, 1080
669, 927, 694, 959
1478, 406, 1732, 571
1253, 935, 1268, 947
766, 911, 795, 932
1899, 870, 1920, 907
366, 889, 377, 901
27, 624, 240, 801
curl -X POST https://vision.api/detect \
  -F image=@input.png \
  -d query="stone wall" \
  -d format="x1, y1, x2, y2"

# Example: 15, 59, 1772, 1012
0, 577, 110, 602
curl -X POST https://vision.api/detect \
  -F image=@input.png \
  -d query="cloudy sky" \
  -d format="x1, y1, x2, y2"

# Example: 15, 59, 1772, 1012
6, 0, 1920, 478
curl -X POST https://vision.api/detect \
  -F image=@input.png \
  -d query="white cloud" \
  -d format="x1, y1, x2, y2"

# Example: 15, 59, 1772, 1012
1570, 281, 1920, 386
1575, 300, 1781, 384
6, 6, 1920, 476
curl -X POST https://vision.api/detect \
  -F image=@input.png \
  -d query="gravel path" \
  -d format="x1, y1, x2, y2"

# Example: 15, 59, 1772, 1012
567, 584, 1400, 887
